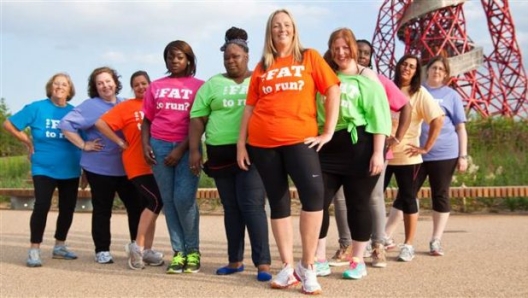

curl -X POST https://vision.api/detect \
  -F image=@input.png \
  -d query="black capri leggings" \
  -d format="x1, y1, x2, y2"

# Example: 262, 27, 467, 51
384, 164, 421, 214
131, 174, 163, 214
248, 143, 324, 219
415, 158, 458, 212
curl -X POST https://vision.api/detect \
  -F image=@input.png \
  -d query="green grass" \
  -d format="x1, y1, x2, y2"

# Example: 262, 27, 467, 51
0, 155, 30, 188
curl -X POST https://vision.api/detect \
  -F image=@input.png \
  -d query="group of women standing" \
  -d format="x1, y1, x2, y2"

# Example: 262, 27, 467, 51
3, 7, 467, 296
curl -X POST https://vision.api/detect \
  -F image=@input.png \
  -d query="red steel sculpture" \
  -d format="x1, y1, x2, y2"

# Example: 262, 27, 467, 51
372, 0, 527, 118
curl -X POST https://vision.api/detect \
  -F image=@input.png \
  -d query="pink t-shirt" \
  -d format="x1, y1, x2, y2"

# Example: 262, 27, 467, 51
378, 74, 408, 159
143, 76, 204, 142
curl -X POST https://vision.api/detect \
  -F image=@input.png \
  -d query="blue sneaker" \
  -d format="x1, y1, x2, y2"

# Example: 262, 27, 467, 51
342, 258, 367, 280
216, 264, 244, 275
27, 248, 42, 267
52, 245, 78, 260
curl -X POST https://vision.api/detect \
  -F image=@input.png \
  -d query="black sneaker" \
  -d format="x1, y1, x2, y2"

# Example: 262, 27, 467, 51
184, 250, 201, 273
166, 251, 186, 274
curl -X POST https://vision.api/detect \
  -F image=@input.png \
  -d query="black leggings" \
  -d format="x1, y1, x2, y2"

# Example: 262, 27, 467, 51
248, 143, 324, 219
84, 170, 142, 253
385, 164, 421, 214
30, 175, 79, 243
319, 172, 379, 241
131, 174, 163, 214
415, 158, 458, 212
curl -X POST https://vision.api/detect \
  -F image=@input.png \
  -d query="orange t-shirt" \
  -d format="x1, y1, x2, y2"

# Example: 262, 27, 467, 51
100, 99, 151, 179
246, 49, 339, 147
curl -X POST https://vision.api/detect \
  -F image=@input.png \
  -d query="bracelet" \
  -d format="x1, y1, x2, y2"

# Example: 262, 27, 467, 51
393, 137, 400, 144
81, 142, 86, 151
459, 155, 468, 159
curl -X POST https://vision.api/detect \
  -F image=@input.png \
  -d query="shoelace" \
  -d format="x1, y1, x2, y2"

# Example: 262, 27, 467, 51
172, 254, 185, 265
187, 253, 200, 264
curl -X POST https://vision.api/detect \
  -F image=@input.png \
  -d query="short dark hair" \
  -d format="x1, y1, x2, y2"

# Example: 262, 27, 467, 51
425, 55, 451, 84
87, 66, 122, 98
130, 70, 151, 87
163, 40, 197, 77
394, 54, 422, 96
45, 73, 76, 101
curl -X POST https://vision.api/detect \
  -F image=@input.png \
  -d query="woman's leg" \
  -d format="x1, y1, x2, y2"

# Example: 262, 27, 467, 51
315, 172, 342, 262
30, 175, 58, 246
54, 177, 80, 242
116, 177, 142, 243
84, 170, 117, 253
130, 174, 163, 250
234, 166, 270, 268
215, 173, 246, 266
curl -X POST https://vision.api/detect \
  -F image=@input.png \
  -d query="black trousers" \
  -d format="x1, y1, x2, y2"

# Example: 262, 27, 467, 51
84, 170, 142, 253
30, 175, 79, 243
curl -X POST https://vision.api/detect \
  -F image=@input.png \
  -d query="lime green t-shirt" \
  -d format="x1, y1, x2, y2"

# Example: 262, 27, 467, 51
190, 73, 250, 145
317, 74, 391, 143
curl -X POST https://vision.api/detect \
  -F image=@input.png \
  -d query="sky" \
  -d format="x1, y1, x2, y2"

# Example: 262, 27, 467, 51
1, 0, 527, 114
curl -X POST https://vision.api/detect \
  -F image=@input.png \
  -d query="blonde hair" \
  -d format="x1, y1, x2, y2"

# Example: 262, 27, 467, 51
260, 9, 304, 71
45, 73, 76, 101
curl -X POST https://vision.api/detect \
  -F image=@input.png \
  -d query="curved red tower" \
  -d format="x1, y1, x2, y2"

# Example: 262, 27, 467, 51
372, 0, 527, 118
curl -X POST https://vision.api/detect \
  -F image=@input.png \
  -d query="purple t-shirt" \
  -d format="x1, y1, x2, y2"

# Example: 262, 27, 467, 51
421, 84, 467, 161
143, 76, 204, 142
59, 97, 126, 176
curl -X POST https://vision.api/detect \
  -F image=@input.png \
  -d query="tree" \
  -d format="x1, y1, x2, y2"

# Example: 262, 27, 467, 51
0, 98, 26, 156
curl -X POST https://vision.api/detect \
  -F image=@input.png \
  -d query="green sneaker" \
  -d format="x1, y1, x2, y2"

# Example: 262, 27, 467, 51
184, 250, 201, 273
166, 252, 186, 274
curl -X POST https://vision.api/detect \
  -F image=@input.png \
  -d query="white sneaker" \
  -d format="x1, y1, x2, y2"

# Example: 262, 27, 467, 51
294, 262, 322, 295
95, 251, 114, 264
270, 264, 299, 289
143, 249, 164, 266
398, 244, 415, 262
125, 242, 145, 270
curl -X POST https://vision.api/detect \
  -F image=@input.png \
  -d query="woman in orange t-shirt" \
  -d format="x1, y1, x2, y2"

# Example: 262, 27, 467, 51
236, 9, 340, 295
95, 71, 164, 270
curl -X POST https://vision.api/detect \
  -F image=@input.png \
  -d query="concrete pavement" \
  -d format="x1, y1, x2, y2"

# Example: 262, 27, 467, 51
1, 210, 527, 297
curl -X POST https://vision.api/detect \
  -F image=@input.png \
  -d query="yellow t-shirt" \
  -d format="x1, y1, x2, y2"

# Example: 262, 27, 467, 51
389, 86, 444, 165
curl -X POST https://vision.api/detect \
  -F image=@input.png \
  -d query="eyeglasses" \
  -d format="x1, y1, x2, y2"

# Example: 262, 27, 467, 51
401, 62, 416, 70
53, 82, 69, 88
430, 66, 446, 72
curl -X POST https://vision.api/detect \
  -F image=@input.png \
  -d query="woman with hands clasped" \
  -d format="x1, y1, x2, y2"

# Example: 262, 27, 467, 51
237, 9, 340, 295
60, 67, 143, 265
189, 27, 271, 282
95, 71, 165, 270
3, 73, 81, 267
141, 40, 204, 274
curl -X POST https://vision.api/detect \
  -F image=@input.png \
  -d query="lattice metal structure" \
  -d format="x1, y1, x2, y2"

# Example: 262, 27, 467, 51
372, 0, 527, 118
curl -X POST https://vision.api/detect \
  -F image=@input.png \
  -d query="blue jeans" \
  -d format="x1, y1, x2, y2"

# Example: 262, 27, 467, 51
150, 138, 200, 254
214, 165, 271, 267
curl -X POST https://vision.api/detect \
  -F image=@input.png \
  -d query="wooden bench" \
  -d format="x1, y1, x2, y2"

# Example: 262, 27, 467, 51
2, 186, 526, 211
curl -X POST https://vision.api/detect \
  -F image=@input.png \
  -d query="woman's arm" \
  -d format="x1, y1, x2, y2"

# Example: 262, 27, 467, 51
188, 117, 207, 175
456, 122, 468, 172
370, 134, 386, 176
388, 101, 412, 148
3, 119, 33, 158
305, 84, 341, 151
237, 105, 254, 171
405, 115, 445, 157
94, 119, 127, 150
62, 130, 102, 152
141, 118, 156, 165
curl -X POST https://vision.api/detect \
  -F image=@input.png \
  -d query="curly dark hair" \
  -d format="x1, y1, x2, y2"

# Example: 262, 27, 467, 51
220, 26, 249, 53
87, 66, 122, 98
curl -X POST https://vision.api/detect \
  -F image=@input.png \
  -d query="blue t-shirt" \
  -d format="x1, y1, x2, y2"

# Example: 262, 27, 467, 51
9, 99, 81, 179
421, 85, 467, 161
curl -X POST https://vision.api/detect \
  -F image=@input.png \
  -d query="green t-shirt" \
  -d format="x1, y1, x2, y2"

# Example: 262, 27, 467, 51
190, 73, 250, 145
317, 74, 391, 143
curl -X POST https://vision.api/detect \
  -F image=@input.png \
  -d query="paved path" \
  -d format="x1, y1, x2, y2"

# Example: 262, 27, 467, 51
1, 210, 527, 297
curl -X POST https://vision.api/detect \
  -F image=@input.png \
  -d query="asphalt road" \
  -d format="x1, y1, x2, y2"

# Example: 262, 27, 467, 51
1, 210, 527, 297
